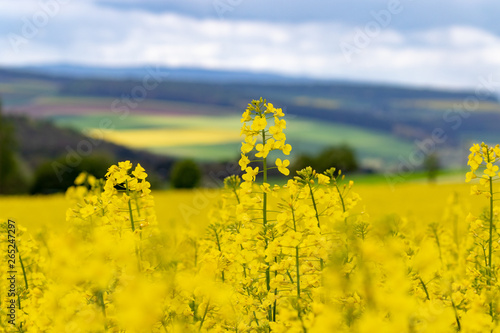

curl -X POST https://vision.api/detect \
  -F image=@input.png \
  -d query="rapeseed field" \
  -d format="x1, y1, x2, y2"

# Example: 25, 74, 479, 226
0, 99, 498, 332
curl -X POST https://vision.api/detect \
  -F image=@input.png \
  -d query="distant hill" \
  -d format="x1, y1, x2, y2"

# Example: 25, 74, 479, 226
9, 114, 176, 183
6, 63, 317, 84
1, 65, 499, 170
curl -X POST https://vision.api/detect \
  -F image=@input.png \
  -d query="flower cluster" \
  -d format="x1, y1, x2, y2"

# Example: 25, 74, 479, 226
1, 162, 171, 332
466, 143, 500, 197
239, 98, 292, 189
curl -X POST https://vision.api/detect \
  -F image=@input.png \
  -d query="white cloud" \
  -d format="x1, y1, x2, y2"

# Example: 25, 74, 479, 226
1, 1, 500, 89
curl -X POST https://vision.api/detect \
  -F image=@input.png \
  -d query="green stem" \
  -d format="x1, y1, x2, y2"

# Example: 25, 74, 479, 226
98, 181, 106, 216
286, 270, 294, 283
451, 297, 461, 331
161, 320, 169, 333
334, 182, 346, 214
233, 189, 241, 204
273, 256, 277, 322
233, 188, 247, 278
191, 298, 197, 322
99, 291, 106, 316
97, 290, 107, 331
486, 153, 494, 279
308, 183, 324, 270
126, 180, 142, 271
485, 150, 495, 320
430, 224, 443, 264
308, 183, 320, 228
297, 302, 307, 333
334, 182, 349, 264
253, 311, 259, 326
135, 195, 141, 217
291, 203, 301, 299
296, 247, 301, 299
191, 295, 198, 322
126, 180, 135, 232
261, 128, 273, 322
418, 276, 430, 301
213, 228, 225, 283
15, 244, 29, 290
198, 301, 210, 331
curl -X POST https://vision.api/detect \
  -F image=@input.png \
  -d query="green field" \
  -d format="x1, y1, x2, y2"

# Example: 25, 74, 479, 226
49, 112, 414, 162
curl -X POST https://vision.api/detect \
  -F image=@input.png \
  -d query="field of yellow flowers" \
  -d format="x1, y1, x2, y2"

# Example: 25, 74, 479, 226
1, 98, 499, 332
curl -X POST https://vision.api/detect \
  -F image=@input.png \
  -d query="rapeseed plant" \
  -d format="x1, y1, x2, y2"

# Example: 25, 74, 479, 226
197, 99, 366, 331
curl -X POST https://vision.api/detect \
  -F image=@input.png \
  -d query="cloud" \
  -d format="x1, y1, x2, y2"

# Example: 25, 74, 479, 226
1, 0, 500, 88
93, 0, 500, 36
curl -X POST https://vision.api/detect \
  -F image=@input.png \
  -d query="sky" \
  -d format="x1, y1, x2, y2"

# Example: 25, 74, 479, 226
1, 0, 500, 89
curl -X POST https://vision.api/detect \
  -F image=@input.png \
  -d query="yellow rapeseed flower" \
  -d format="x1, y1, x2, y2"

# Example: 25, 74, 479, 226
251, 115, 267, 132
276, 158, 290, 176
242, 166, 259, 182
132, 163, 147, 180
484, 162, 498, 177
239, 154, 250, 170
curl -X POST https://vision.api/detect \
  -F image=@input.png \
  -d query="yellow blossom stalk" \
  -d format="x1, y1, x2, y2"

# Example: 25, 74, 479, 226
238, 97, 292, 323
466, 142, 500, 320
